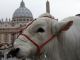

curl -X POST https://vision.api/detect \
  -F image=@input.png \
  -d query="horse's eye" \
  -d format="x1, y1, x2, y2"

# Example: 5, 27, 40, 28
36, 28, 45, 33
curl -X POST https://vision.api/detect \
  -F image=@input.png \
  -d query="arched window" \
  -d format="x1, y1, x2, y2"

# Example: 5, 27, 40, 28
0, 34, 1, 42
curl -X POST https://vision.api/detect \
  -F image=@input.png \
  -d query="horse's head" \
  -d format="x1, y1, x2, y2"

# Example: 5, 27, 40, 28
8, 13, 73, 60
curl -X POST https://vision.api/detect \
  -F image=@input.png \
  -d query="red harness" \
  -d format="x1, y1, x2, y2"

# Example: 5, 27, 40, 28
18, 20, 59, 55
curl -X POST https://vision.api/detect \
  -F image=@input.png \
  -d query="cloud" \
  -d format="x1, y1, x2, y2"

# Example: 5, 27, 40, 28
0, 0, 80, 20
51, 0, 80, 20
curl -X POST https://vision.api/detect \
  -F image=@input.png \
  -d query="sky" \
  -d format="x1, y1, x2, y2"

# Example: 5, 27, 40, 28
0, 0, 80, 21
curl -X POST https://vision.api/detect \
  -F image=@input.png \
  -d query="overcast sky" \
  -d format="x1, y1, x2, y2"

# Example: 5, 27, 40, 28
0, 0, 80, 21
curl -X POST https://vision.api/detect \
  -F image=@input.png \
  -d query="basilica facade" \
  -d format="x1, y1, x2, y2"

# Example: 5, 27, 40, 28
0, 0, 33, 44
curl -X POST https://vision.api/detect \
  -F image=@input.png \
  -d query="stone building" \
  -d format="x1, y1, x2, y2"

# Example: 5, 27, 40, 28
0, 0, 33, 44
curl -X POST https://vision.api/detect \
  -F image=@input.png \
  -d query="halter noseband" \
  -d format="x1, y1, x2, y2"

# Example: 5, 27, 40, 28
18, 20, 59, 55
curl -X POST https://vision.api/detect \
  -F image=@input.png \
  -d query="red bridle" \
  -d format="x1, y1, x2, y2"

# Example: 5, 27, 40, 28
18, 20, 59, 55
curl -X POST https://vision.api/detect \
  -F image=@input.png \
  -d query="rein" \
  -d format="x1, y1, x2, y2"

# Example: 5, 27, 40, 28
17, 20, 62, 55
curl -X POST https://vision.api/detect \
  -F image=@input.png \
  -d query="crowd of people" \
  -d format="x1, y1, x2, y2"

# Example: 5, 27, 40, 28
0, 43, 13, 60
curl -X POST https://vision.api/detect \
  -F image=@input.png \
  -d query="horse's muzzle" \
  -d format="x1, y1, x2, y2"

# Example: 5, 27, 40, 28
7, 48, 20, 58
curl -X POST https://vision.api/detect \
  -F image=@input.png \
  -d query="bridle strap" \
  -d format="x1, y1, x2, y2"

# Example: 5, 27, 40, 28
21, 34, 40, 54
17, 20, 35, 38
20, 33, 57, 54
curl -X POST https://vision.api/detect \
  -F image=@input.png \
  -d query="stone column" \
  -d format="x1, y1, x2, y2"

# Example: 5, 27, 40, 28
46, 0, 50, 13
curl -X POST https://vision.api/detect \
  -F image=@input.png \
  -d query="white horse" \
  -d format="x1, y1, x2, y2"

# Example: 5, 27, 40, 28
8, 13, 80, 60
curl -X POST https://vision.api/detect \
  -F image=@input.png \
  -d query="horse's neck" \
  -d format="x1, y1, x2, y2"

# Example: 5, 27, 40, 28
37, 33, 67, 60
41, 38, 61, 60
44, 34, 66, 60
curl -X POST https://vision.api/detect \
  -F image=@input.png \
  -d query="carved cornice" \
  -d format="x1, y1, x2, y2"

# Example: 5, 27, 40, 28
0, 26, 26, 33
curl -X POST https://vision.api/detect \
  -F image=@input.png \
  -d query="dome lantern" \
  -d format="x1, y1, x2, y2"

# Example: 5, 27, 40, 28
20, 0, 25, 7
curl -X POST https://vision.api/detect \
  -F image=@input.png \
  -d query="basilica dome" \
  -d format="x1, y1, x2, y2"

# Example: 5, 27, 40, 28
13, 0, 33, 19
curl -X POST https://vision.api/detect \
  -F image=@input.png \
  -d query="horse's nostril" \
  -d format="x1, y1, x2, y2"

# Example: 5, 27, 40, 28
7, 48, 20, 58
15, 48, 20, 53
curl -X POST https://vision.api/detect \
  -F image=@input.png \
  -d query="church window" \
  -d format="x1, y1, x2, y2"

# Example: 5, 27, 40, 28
0, 34, 1, 42
20, 24, 22, 27
27, 19, 29, 21
4, 33, 8, 42
23, 19, 25, 21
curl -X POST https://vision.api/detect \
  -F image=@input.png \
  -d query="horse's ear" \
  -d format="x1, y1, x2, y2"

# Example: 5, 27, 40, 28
51, 20, 73, 34
56, 21, 73, 32
60, 21, 73, 31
